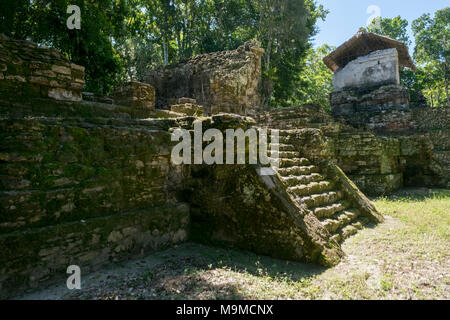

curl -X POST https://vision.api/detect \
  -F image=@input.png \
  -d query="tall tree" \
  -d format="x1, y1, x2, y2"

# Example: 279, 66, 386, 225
367, 16, 411, 46
256, 0, 328, 107
0, 0, 131, 94
413, 7, 450, 107
296, 44, 334, 111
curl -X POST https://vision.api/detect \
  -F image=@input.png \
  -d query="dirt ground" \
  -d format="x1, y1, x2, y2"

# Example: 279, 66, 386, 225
20, 188, 449, 300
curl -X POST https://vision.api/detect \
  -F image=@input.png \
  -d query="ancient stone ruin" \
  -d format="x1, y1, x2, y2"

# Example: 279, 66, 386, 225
324, 31, 415, 122
0, 34, 85, 102
146, 40, 264, 117
0, 33, 448, 298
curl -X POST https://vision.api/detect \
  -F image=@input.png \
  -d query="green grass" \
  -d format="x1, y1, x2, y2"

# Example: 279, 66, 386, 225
55, 188, 450, 300
373, 189, 450, 239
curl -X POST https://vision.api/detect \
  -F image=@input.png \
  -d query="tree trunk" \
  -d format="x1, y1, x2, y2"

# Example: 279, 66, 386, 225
265, 39, 272, 73
163, 36, 168, 66
445, 76, 449, 107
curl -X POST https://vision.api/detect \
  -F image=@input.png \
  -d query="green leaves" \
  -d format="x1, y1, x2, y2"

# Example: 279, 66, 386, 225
412, 7, 449, 107
367, 16, 411, 46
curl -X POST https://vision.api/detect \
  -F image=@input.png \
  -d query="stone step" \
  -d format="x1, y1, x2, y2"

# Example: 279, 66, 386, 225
270, 130, 294, 137
278, 151, 300, 159
322, 209, 360, 233
279, 136, 290, 144
277, 165, 320, 177
288, 180, 334, 197
312, 200, 351, 219
281, 173, 324, 187
300, 190, 344, 208
268, 143, 296, 152
340, 221, 364, 240
330, 219, 365, 243
277, 158, 310, 168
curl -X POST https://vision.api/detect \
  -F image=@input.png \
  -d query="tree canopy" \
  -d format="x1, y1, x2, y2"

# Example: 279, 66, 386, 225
0, 0, 326, 105
0, 2, 447, 108
413, 7, 449, 107
363, 9, 449, 107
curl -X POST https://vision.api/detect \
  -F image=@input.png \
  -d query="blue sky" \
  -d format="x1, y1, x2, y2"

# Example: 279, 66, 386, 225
313, 0, 448, 50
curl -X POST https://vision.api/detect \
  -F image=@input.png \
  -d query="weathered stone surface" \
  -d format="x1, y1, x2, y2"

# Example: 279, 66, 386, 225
82, 92, 113, 104
0, 203, 190, 299
0, 34, 84, 102
0, 117, 191, 232
258, 104, 449, 194
330, 84, 410, 125
0, 115, 194, 298
186, 164, 344, 267
114, 81, 155, 110
333, 48, 400, 91
170, 103, 204, 117
146, 40, 264, 116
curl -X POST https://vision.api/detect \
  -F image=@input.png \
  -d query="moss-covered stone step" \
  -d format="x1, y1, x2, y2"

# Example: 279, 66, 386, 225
268, 143, 296, 151
299, 190, 344, 208
330, 219, 365, 243
277, 157, 310, 168
277, 165, 320, 177
311, 200, 351, 219
278, 151, 300, 159
322, 209, 360, 233
281, 173, 324, 187
278, 135, 291, 144
270, 129, 296, 136
288, 180, 334, 197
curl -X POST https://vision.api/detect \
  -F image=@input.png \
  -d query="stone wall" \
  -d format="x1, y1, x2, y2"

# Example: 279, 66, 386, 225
0, 115, 191, 298
334, 132, 403, 195
258, 104, 449, 195
0, 34, 85, 102
330, 84, 410, 127
0, 107, 372, 297
146, 40, 264, 116
332, 48, 400, 91
114, 81, 155, 111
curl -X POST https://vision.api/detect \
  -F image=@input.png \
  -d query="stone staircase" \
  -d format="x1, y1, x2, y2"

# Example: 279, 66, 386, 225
270, 131, 370, 243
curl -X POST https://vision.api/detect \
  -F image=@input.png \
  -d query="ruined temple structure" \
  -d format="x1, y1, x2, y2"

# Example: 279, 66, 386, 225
320, 31, 448, 191
146, 40, 264, 117
0, 34, 448, 298
323, 30, 415, 126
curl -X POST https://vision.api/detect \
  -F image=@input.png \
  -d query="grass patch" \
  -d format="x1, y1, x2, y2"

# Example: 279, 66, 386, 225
373, 188, 450, 239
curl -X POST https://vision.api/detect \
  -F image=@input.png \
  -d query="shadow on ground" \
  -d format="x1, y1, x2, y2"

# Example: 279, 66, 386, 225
61, 242, 327, 300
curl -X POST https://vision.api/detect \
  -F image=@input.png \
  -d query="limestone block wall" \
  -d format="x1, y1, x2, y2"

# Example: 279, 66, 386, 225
0, 116, 190, 298
332, 48, 400, 91
330, 84, 410, 126
146, 40, 264, 117
0, 34, 85, 102
257, 104, 449, 195
114, 81, 155, 111
398, 107, 450, 187
334, 133, 403, 195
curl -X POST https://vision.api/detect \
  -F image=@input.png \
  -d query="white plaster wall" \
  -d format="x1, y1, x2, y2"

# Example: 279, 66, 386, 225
333, 48, 400, 91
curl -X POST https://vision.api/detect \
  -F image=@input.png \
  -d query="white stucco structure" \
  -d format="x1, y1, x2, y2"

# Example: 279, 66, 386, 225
333, 48, 400, 91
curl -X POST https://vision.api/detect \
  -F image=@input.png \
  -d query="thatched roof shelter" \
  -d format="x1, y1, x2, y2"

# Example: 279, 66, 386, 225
323, 31, 416, 72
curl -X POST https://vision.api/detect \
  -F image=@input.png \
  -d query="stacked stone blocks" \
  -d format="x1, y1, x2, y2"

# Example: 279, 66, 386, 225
0, 34, 85, 102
